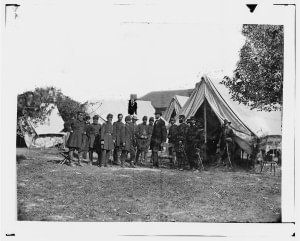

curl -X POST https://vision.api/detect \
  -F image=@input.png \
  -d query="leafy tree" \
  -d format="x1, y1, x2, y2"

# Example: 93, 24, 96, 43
221, 24, 283, 111
17, 87, 85, 137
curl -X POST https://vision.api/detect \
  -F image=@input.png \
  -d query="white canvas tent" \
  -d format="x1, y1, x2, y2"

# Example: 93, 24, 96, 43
163, 95, 188, 123
176, 75, 282, 154
84, 99, 156, 124
20, 104, 65, 148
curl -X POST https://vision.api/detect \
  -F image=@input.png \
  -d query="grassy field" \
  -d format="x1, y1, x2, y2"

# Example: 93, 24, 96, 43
17, 148, 281, 222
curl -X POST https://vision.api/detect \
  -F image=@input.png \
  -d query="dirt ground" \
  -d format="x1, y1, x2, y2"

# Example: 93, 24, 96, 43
17, 148, 281, 222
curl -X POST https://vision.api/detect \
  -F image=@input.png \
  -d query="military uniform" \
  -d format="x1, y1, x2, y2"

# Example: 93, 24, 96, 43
121, 118, 136, 167
67, 113, 85, 166
175, 122, 189, 169
67, 119, 85, 149
131, 117, 138, 163
81, 122, 90, 155
147, 123, 154, 150
186, 122, 201, 170
167, 122, 177, 167
217, 119, 235, 167
135, 122, 151, 164
86, 122, 101, 165
150, 116, 167, 167
100, 120, 114, 167
113, 121, 125, 164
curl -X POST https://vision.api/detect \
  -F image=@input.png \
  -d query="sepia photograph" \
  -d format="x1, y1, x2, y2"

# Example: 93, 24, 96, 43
1, 0, 296, 240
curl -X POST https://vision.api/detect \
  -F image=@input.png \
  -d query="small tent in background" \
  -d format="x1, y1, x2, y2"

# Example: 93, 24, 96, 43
163, 95, 189, 123
84, 99, 156, 123
17, 104, 65, 148
176, 75, 282, 155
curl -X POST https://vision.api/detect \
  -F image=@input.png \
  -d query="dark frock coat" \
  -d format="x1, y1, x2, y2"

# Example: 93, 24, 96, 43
168, 124, 177, 144
136, 123, 152, 151
175, 123, 189, 152
67, 119, 85, 149
186, 124, 202, 158
128, 100, 137, 115
147, 124, 154, 150
113, 121, 125, 147
86, 123, 101, 150
101, 122, 114, 150
150, 118, 167, 150
81, 123, 90, 152
123, 123, 135, 152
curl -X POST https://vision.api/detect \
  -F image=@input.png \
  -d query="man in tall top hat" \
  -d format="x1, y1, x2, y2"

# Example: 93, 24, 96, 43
113, 114, 125, 165
150, 111, 167, 168
100, 113, 114, 167
86, 115, 101, 166
175, 114, 189, 170
135, 116, 152, 165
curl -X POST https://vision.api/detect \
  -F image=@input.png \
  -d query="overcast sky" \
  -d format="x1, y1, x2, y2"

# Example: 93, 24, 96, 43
4, 0, 269, 102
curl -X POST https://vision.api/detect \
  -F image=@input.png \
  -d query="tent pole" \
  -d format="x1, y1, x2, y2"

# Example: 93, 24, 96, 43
204, 99, 207, 144
204, 99, 207, 162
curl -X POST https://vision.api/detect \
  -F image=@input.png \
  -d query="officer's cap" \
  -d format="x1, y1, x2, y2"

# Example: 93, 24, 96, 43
125, 115, 132, 122
93, 115, 99, 120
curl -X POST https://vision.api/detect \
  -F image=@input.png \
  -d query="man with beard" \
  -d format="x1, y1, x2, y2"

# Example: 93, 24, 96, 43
150, 111, 167, 168
174, 114, 189, 170
113, 114, 125, 165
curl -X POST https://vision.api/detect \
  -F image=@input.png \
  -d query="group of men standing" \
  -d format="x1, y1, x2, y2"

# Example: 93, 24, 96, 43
65, 110, 235, 170
65, 110, 167, 168
167, 115, 205, 171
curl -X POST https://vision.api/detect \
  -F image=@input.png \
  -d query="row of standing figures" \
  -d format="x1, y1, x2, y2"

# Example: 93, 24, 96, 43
64, 111, 234, 171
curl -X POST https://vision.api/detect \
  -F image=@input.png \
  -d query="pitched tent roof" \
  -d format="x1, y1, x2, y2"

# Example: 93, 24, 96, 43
20, 104, 65, 148
163, 95, 189, 123
176, 75, 282, 153
28, 104, 65, 135
139, 89, 193, 110
84, 99, 156, 124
